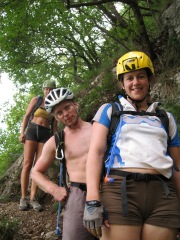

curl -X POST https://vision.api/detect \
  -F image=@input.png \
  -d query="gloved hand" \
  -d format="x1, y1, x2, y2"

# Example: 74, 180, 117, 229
83, 200, 104, 238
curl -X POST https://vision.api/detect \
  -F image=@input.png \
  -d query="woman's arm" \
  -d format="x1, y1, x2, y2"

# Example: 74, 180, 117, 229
169, 146, 180, 203
19, 96, 37, 143
84, 122, 109, 237
86, 121, 109, 201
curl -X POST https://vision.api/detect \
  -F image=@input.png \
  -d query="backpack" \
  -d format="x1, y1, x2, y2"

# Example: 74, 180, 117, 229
102, 101, 170, 178
29, 95, 43, 122
54, 129, 70, 192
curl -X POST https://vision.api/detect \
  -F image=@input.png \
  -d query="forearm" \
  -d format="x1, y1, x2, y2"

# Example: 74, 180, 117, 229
85, 122, 108, 201
20, 116, 29, 135
86, 155, 103, 201
32, 170, 56, 194
169, 147, 180, 203
172, 170, 180, 203
31, 170, 66, 201
19, 116, 29, 142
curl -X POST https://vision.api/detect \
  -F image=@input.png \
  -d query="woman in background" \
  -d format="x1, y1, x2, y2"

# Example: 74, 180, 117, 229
19, 80, 57, 211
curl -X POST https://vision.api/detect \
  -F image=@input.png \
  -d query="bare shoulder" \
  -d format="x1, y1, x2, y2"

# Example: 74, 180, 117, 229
44, 135, 56, 149
28, 96, 39, 109
83, 121, 92, 128
25, 96, 39, 114
30, 96, 38, 104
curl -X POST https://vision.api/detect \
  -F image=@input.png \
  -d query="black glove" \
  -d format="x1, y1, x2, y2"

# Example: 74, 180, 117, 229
83, 200, 103, 238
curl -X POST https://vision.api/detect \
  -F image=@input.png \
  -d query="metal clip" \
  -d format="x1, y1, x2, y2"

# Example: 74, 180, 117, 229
55, 148, 64, 161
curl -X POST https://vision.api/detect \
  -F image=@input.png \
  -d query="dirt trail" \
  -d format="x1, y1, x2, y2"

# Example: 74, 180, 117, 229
0, 199, 62, 240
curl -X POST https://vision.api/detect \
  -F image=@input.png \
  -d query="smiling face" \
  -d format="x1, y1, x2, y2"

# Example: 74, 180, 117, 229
120, 69, 150, 102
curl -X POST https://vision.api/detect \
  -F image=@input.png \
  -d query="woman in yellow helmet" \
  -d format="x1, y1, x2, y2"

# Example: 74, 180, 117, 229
19, 80, 57, 211
83, 51, 180, 240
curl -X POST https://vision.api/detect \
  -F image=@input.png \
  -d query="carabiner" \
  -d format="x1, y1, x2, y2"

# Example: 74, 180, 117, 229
56, 148, 64, 161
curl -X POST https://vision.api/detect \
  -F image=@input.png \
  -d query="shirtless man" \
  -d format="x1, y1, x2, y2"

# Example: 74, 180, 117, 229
31, 87, 95, 240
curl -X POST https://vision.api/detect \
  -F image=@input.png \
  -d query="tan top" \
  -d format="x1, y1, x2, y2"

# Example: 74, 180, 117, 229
34, 107, 53, 121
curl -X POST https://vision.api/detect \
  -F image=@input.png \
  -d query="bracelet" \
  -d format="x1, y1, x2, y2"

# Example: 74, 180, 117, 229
174, 165, 180, 172
86, 200, 101, 207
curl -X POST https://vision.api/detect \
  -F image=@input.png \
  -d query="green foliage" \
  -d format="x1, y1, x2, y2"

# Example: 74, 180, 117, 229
0, 90, 30, 176
0, 217, 18, 240
0, 130, 23, 176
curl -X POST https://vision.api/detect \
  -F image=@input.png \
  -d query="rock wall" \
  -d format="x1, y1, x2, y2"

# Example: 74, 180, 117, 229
161, 0, 180, 39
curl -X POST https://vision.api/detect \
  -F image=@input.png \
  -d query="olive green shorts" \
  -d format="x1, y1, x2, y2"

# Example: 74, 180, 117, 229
100, 174, 180, 228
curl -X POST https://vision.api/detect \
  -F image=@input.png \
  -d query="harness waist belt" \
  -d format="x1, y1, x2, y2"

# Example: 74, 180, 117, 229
71, 182, 87, 192
109, 170, 170, 182
108, 169, 170, 217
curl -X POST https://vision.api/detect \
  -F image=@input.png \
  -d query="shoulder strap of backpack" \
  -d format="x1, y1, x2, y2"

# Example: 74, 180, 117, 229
54, 130, 70, 192
33, 95, 43, 112
101, 102, 122, 179
107, 102, 122, 145
29, 95, 43, 122
155, 108, 170, 144
55, 130, 64, 161
107, 106, 170, 143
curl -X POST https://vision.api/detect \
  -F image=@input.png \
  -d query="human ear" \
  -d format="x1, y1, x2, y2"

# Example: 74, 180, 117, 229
73, 102, 78, 108
119, 81, 124, 90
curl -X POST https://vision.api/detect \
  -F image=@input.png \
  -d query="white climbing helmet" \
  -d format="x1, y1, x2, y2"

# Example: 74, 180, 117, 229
45, 87, 74, 113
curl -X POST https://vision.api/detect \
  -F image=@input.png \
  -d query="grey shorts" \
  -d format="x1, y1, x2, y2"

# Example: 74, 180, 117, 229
62, 185, 95, 240
25, 122, 50, 143
100, 173, 180, 228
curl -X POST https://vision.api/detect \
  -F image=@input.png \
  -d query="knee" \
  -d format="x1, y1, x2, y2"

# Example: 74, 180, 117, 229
22, 162, 33, 172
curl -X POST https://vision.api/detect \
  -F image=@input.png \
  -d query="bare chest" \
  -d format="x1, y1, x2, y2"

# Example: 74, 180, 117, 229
64, 128, 91, 161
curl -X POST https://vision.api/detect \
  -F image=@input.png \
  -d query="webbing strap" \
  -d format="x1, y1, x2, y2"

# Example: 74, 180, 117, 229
101, 102, 122, 180
55, 130, 70, 192
118, 171, 170, 217
121, 178, 129, 217
55, 130, 64, 161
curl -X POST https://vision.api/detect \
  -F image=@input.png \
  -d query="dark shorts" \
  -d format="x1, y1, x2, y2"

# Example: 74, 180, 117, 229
100, 173, 180, 228
25, 122, 50, 143
63, 184, 95, 240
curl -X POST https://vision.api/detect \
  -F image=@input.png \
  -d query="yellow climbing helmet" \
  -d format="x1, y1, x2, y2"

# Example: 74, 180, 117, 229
116, 51, 154, 80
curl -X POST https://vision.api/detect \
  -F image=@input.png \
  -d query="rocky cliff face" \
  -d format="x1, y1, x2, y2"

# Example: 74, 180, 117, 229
150, 0, 180, 105
161, 0, 180, 39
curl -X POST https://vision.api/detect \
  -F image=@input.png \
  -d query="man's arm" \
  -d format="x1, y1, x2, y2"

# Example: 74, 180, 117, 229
31, 136, 67, 202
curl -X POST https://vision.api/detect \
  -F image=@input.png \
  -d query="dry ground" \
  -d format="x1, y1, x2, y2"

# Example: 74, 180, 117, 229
0, 198, 62, 240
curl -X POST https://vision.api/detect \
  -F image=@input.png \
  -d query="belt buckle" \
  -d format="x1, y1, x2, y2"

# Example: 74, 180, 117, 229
134, 173, 149, 181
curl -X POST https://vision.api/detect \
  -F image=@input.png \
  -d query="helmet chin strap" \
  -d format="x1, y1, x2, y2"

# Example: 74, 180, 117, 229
126, 94, 148, 111
127, 94, 147, 103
